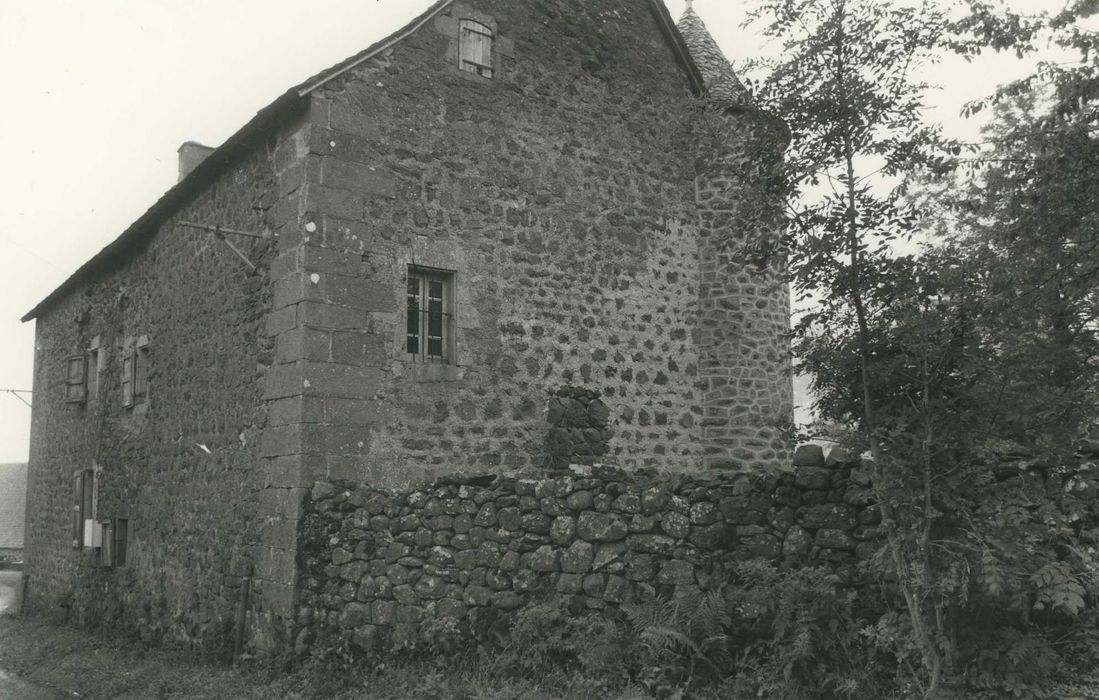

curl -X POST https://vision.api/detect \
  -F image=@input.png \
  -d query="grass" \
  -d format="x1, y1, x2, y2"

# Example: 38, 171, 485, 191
0, 613, 657, 700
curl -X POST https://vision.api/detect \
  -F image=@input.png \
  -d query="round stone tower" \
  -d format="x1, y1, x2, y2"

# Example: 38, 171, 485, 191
679, 6, 793, 470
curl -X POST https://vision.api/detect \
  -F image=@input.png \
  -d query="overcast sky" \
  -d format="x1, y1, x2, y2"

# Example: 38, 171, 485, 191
0, 0, 1067, 462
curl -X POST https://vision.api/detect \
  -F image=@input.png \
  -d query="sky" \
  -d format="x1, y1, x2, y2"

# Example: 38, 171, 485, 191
0, 0, 1072, 462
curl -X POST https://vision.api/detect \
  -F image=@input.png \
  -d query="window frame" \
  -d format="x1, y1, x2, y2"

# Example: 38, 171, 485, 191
405, 265, 456, 364
458, 19, 495, 78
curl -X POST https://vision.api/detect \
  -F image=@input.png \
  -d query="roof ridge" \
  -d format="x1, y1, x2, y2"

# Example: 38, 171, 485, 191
23, 0, 712, 322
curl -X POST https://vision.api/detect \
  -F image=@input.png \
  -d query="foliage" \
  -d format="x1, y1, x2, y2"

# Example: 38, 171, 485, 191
743, 0, 1099, 696
724, 562, 886, 700
622, 586, 733, 695
490, 599, 635, 692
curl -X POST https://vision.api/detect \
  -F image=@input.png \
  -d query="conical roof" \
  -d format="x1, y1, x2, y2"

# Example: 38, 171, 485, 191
677, 4, 752, 109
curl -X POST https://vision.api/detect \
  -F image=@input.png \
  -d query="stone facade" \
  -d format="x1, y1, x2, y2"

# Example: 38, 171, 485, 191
295, 452, 877, 656
22, 143, 281, 652
21, 0, 791, 655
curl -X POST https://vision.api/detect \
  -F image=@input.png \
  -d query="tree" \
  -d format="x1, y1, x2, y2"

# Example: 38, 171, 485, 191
743, 0, 1099, 696
742, 0, 958, 694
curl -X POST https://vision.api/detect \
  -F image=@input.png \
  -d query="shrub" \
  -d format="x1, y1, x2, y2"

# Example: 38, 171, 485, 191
491, 598, 635, 690
725, 562, 887, 700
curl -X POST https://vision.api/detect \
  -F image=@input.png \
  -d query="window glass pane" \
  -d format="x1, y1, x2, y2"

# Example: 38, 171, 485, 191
428, 311, 443, 338
427, 277, 444, 357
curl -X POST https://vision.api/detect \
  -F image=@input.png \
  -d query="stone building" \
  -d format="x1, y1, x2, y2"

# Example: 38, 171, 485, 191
20, 0, 790, 653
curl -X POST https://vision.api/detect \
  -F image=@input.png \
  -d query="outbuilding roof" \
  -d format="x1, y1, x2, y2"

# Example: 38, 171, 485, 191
22, 0, 741, 322
676, 4, 754, 109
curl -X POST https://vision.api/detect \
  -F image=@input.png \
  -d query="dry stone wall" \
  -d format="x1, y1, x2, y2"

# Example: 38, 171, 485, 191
295, 449, 878, 656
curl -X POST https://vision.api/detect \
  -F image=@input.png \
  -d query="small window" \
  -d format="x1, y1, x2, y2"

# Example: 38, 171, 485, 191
65, 355, 87, 404
459, 19, 494, 78
71, 468, 94, 549
101, 518, 128, 567
406, 266, 455, 363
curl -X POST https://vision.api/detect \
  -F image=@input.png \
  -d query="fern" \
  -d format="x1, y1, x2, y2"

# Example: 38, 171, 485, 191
623, 586, 735, 690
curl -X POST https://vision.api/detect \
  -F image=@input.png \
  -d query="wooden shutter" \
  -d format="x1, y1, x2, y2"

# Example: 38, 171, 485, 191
133, 347, 148, 403
86, 349, 99, 401
71, 471, 85, 548
459, 20, 493, 77
65, 355, 86, 404
121, 350, 134, 407
114, 519, 128, 566
101, 520, 114, 566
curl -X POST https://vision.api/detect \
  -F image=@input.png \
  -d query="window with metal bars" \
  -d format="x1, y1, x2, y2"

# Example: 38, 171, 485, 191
406, 266, 454, 363
459, 19, 494, 78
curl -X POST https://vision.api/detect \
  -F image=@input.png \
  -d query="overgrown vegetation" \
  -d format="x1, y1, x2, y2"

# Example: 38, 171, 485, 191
12, 1, 1099, 698
735, 0, 1099, 696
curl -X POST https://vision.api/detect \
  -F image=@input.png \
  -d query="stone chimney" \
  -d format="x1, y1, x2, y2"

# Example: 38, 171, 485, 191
177, 141, 215, 182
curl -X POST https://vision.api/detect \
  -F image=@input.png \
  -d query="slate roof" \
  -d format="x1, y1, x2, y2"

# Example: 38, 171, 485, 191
676, 5, 753, 109
22, 1, 717, 322
0, 464, 27, 549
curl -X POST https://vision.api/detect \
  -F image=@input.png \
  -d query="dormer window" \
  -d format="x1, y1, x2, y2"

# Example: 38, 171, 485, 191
459, 19, 494, 78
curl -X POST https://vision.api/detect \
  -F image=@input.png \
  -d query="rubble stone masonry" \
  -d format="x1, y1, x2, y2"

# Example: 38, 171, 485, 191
24, 0, 793, 657
265, 0, 792, 502
295, 452, 876, 656
24, 141, 281, 653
